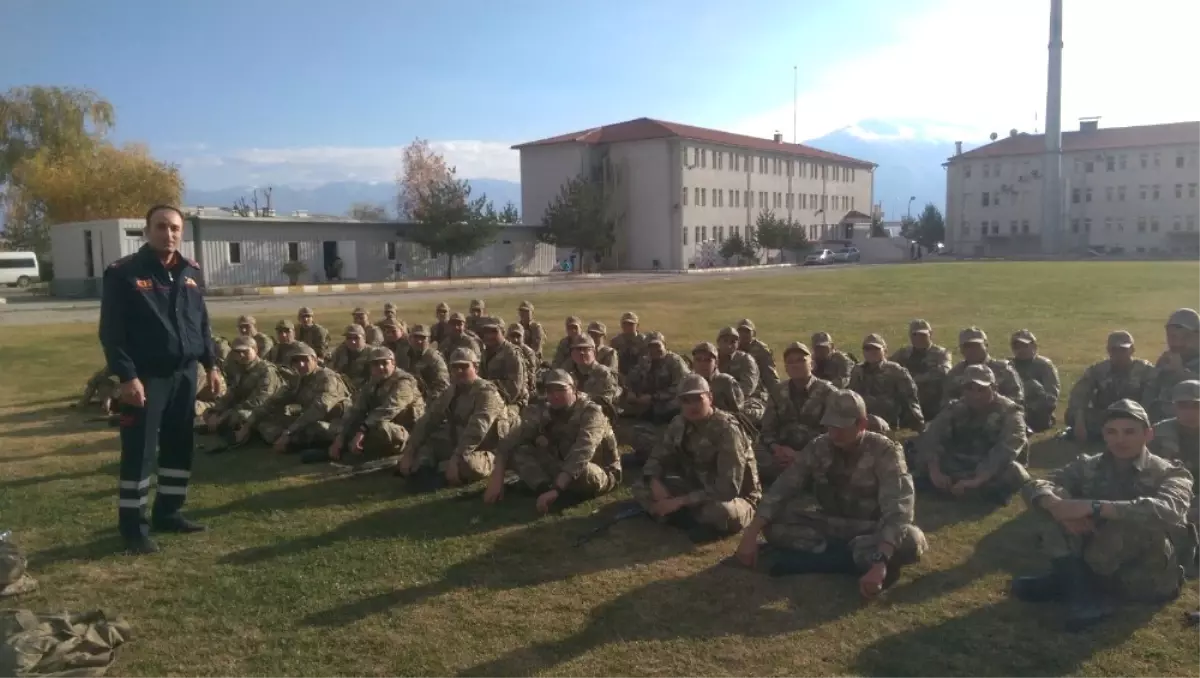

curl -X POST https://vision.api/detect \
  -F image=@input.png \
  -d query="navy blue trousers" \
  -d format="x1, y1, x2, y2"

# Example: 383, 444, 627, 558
117, 365, 198, 538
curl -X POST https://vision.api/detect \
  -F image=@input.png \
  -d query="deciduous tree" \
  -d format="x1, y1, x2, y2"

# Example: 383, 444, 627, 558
0, 86, 114, 184
348, 202, 389, 221
499, 200, 520, 224
396, 138, 451, 221
915, 203, 945, 248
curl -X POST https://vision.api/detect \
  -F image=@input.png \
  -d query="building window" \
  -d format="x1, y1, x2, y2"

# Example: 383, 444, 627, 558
1177, 184, 1184, 199
701, 226, 707, 241
1153, 185, 1160, 200
746, 190, 752, 207
1071, 218, 1080, 233
701, 149, 708, 168
733, 154, 740, 172
694, 226, 700, 243
1071, 189, 1080, 204
1119, 154, 1127, 170
1085, 161, 1094, 173
1105, 217, 1113, 231
1084, 218, 1092, 233
682, 187, 688, 206
734, 191, 740, 208
1085, 188, 1093, 202
1177, 155, 1186, 169
386, 241, 397, 260
1106, 186, 1114, 201
1118, 186, 1126, 201
1151, 217, 1160, 232
1140, 185, 1147, 200
701, 188, 707, 206
682, 227, 688, 245
963, 164, 972, 179
982, 192, 990, 207
983, 164, 991, 178
1010, 220, 1018, 234
694, 187, 700, 205
285, 242, 300, 262
1174, 216, 1182, 231
821, 194, 827, 210
1140, 153, 1148, 168
1138, 217, 1147, 232
851, 196, 856, 210
961, 222, 970, 235
1106, 157, 1115, 172
1021, 219, 1030, 234
1153, 152, 1161, 167
1191, 183, 1199, 198
716, 152, 723, 170
1188, 215, 1197, 231
228, 242, 242, 264
1116, 218, 1124, 232
991, 220, 999, 235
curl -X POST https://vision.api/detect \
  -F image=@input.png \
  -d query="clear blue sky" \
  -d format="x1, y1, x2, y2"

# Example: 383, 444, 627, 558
2, 0, 921, 151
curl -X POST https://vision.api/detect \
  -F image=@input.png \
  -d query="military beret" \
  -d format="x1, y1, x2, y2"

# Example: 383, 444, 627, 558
909, 319, 932, 335
644, 331, 665, 346
518, 300, 534, 312
587, 321, 607, 335
1167, 308, 1200, 331
409, 324, 430, 337
237, 315, 256, 326
570, 334, 596, 349
1011, 329, 1037, 344
368, 346, 395, 362
737, 318, 756, 332
298, 307, 314, 316
692, 341, 718, 357
543, 369, 575, 389
1107, 330, 1134, 348
677, 373, 711, 397
963, 364, 996, 386
783, 341, 811, 357
958, 327, 987, 345
1172, 379, 1200, 403
448, 347, 479, 365
275, 319, 295, 331
507, 323, 525, 337
436, 302, 450, 312
862, 333, 886, 349
469, 299, 485, 310
292, 342, 318, 359
343, 324, 365, 337
717, 326, 738, 340
565, 315, 582, 327
620, 311, 639, 324
449, 312, 466, 322
821, 389, 867, 428
352, 307, 368, 315
1105, 398, 1150, 427
230, 336, 256, 351
811, 331, 833, 346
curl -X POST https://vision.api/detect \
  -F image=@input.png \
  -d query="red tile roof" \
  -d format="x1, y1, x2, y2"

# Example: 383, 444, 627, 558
951, 121, 1199, 161
513, 117, 876, 169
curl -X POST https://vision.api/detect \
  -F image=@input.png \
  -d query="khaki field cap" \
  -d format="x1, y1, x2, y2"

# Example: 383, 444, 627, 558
469, 299, 485, 310
692, 341, 719, 357
409, 324, 430, 337
230, 336, 256, 351
820, 389, 867, 428
436, 302, 450, 312
237, 315, 255, 326
678, 373, 711, 397
479, 316, 504, 331
620, 311, 639, 324
959, 327, 987, 345
1011, 329, 1037, 344
565, 315, 582, 328
862, 333, 886, 349
587, 321, 607, 335
448, 312, 466, 322
352, 307, 367, 316
645, 331, 666, 346
378, 317, 400, 329
717, 326, 738, 340
507, 322, 525, 337
518, 300, 534, 312
909, 319, 932, 335
449, 348, 479, 365
276, 319, 295, 331
383, 302, 396, 312
783, 341, 811, 358
963, 364, 996, 386
811, 331, 833, 346
292, 342, 318, 358
298, 306, 313, 316
1167, 308, 1200, 331
737, 318, 756, 332
570, 334, 596, 349
343, 324, 365, 337
543, 368, 575, 389
1172, 379, 1200, 402
368, 346, 395, 362
1107, 330, 1134, 348
1106, 398, 1150, 427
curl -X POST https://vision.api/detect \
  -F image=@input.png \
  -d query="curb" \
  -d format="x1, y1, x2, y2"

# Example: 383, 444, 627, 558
204, 274, 604, 297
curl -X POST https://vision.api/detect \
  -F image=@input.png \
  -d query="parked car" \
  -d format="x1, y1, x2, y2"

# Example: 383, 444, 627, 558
804, 249, 836, 265
832, 247, 861, 263
0, 251, 41, 288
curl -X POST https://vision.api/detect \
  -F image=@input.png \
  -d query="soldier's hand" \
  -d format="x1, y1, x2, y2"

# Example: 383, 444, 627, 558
1048, 498, 1093, 523
351, 432, 365, 454
329, 439, 342, 461
649, 477, 671, 503
272, 433, 290, 454
119, 378, 146, 407
536, 489, 559, 514
483, 472, 506, 504
859, 563, 887, 599
734, 535, 759, 569
206, 369, 222, 397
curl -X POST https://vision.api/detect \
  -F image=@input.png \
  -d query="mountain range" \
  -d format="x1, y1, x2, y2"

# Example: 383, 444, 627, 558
184, 123, 959, 221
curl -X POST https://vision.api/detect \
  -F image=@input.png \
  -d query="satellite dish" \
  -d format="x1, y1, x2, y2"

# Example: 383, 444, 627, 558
989, 132, 999, 141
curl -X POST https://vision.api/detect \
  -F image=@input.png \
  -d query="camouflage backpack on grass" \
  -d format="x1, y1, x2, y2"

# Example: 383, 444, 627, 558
0, 610, 132, 677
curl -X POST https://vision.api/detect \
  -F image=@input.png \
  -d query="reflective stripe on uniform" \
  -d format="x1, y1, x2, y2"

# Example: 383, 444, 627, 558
119, 478, 152, 491
118, 497, 148, 508
156, 485, 188, 496
158, 468, 191, 479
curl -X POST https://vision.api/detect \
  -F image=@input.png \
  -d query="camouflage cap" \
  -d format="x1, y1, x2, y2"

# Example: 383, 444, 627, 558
383, 302, 397, 312
1107, 330, 1134, 348
678, 373, 711, 397
820, 389, 867, 428
570, 334, 596, 349
963, 364, 996, 386
737, 318, 756, 332
469, 299, 485, 310
717, 326, 738, 340
862, 333, 886, 349
645, 331, 666, 346
692, 341, 718, 357
1011, 329, 1037, 344
275, 319, 295, 331
506, 322, 525, 337
352, 307, 368, 316
959, 327, 988, 345
297, 306, 314, 316
1167, 308, 1200, 331
343, 324, 365, 337
230, 335, 256, 351
1172, 379, 1200, 403
435, 302, 450, 312
478, 316, 504, 331
518, 300, 534, 312
543, 368, 575, 389
587, 320, 607, 335
811, 331, 833, 346
620, 311, 639, 324
378, 317, 400, 329
1105, 398, 1150, 427
368, 346, 395, 362
565, 315, 582, 328
448, 347, 479, 365
409, 323, 430, 337
448, 312, 466, 322
909, 319, 932, 335
783, 341, 811, 358
291, 342, 318, 359
237, 314, 256, 326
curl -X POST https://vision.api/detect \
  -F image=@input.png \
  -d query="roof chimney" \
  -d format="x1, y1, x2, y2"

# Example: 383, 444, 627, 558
1009, 128, 1018, 138
772, 132, 783, 143
1079, 117, 1100, 132
954, 141, 963, 156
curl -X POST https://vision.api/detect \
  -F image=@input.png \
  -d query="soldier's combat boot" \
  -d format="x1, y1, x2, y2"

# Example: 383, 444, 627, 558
1011, 557, 1071, 603
122, 535, 160, 556
151, 514, 207, 534
1060, 557, 1114, 632
769, 541, 856, 577
299, 448, 331, 464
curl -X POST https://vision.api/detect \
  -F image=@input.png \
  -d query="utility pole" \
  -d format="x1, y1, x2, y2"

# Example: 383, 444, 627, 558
1041, 0, 1065, 255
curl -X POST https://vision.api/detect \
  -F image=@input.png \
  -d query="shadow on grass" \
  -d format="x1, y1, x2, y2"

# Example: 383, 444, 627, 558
454, 560, 859, 677
0, 460, 119, 491
0, 435, 119, 464
852, 597, 1163, 676
1027, 435, 1089, 471
914, 492, 1009, 534
0, 404, 79, 428
28, 532, 129, 570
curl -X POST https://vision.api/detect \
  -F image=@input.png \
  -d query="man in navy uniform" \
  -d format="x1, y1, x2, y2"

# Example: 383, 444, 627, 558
100, 205, 221, 554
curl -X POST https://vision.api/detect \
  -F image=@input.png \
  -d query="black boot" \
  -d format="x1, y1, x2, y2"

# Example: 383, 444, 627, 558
1011, 557, 1071, 603
769, 542, 856, 577
299, 448, 331, 464
122, 535, 160, 555
406, 466, 446, 493
151, 514, 207, 534
1059, 557, 1114, 632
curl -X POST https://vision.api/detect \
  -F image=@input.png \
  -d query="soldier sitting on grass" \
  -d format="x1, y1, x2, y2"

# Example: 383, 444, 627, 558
1011, 399, 1193, 632
203, 336, 285, 443
755, 341, 837, 487
331, 324, 372, 392
941, 327, 1024, 410
1009, 329, 1061, 432
848, 333, 925, 432
1064, 330, 1157, 444
244, 343, 351, 457
324, 346, 423, 465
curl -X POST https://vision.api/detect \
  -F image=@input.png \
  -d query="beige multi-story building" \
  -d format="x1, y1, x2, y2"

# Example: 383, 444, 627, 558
514, 117, 876, 270
944, 119, 1200, 257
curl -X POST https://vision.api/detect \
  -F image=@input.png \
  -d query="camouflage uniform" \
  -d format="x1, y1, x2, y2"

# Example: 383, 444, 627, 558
848, 335, 924, 430
621, 331, 690, 423
400, 349, 512, 483
236, 315, 275, 357
634, 377, 761, 535
550, 316, 584, 369
437, 313, 484, 362
295, 310, 332, 362
265, 323, 304, 370
811, 332, 854, 388
517, 301, 546, 362
430, 302, 450, 348
80, 367, 118, 410
1021, 401, 1191, 603
942, 328, 1024, 410
1009, 329, 1061, 432
718, 328, 765, 425
1148, 380, 1200, 524
610, 312, 647, 380
331, 326, 372, 392
584, 321, 619, 373
735, 319, 780, 390
758, 394, 926, 572
351, 308, 385, 347
208, 348, 285, 436
1145, 308, 1200, 422
496, 380, 621, 498
757, 369, 838, 484
402, 327, 451, 404
507, 323, 540, 400
465, 299, 487, 335
252, 351, 351, 449
1066, 332, 1156, 440
336, 351, 425, 460
480, 331, 529, 412
891, 319, 953, 420
211, 333, 232, 371
565, 353, 623, 421
915, 365, 1030, 497
194, 363, 226, 419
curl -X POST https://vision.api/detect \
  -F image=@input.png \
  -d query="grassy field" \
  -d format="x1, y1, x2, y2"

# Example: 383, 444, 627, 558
1, 261, 1198, 677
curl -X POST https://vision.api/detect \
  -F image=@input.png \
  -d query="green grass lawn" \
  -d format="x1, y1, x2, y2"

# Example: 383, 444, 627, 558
2, 261, 1198, 677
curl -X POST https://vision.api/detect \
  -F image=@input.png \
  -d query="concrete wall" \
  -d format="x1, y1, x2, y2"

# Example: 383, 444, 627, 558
50, 218, 198, 297
608, 138, 678, 270
519, 144, 589, 228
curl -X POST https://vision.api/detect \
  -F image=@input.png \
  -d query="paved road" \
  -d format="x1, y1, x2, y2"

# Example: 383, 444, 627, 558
0, 264, 865, 326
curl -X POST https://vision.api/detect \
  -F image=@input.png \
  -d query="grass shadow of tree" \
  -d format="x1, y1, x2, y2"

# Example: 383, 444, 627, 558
0, 403, 79, 426
1, 435, 119, 464
0, 460, 120, 491
1027, 434, 1088, 471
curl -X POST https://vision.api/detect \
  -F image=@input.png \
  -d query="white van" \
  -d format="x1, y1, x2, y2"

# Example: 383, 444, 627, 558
0, 251, 41, 288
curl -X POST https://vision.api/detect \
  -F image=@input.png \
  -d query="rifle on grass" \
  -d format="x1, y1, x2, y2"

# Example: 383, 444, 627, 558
572, 502, 647, 547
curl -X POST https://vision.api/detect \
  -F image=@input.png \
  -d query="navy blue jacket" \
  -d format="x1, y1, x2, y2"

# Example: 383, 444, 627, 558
99, 244, 215, 382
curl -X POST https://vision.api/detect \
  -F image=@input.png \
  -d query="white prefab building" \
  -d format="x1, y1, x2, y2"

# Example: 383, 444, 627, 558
48, 214, 556, 297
